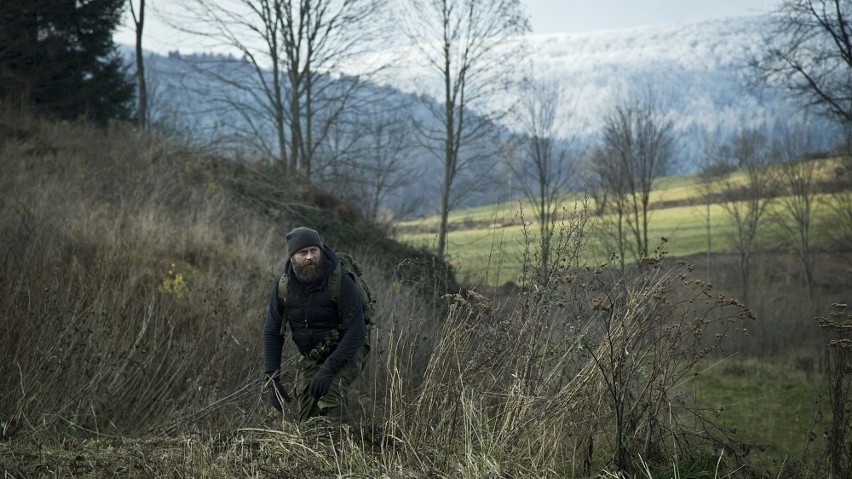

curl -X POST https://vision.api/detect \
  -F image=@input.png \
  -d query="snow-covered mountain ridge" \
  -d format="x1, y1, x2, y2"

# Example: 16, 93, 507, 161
344, 14, 836, 159
130, 14, 837, 181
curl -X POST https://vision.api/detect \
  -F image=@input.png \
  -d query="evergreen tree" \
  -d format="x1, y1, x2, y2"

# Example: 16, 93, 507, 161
0, 0, 133, 123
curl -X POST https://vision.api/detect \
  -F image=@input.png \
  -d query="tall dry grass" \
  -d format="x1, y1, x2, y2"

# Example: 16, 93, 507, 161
1, 115, 827, 478
0, 117, 289, 439
0, 114, 451, 445
363, 217, 759, 477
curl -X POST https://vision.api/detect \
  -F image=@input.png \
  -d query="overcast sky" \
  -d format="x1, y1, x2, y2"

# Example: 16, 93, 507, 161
525, 0, 781, 34
116, 1, 783, 54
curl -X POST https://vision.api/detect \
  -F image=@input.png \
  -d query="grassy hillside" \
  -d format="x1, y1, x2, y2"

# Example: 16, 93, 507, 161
1, 115, 850, 478
0, 114, 449, 439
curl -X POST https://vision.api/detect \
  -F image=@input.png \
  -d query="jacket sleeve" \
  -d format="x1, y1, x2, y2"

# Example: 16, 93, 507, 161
263, 279, 286, 377
322, 273, 367, 373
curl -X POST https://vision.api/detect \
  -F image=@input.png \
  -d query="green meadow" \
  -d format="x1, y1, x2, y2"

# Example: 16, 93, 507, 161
395, 166, 839, 286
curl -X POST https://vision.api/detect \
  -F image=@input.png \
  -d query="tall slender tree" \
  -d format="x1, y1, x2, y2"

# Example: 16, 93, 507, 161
509, 77, 577, 278
396, 0, 529, 258
771, 128, 821, 307
129, 0, 147, 128
718, 129, 776, 304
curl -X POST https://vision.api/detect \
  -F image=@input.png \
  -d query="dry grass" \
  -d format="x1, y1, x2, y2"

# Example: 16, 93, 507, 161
1, 118, 276, 440
1, 115, 846, 478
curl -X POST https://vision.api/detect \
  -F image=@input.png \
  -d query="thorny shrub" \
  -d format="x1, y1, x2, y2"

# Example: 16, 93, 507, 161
812, 303, 852, 478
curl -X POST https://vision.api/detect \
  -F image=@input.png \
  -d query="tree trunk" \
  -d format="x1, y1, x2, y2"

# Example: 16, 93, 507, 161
133, 0, 147, 129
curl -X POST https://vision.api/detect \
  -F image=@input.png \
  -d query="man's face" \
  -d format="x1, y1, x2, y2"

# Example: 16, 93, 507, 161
291, 246, 323, 283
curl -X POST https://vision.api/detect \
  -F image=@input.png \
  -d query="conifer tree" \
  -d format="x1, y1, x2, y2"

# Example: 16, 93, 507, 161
0, 0, 133, 123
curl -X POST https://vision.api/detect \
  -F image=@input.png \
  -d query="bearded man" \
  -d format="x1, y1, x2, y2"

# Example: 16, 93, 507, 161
263, 227, 368, 422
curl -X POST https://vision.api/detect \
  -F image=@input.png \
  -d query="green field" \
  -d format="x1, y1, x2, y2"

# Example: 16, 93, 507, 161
396, 166, 841, 285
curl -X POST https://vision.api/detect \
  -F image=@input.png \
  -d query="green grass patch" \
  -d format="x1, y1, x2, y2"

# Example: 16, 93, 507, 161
687, 353, 828, 466
399, 200, 743, 284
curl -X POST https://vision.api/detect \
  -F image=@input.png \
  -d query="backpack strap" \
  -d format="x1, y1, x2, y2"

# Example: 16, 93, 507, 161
327, 261, 343, 304
277, 269, 290, 306
277, 271, 289, 336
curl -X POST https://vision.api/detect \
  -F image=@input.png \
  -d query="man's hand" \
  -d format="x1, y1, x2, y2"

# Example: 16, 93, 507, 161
266, 377, 292, 411
309, 367, 336, 398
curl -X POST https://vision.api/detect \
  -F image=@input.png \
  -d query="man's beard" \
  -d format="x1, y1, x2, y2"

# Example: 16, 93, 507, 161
293, 261, 324, 284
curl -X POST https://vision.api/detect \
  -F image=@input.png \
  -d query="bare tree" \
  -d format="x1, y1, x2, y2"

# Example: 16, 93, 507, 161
508, 77, 577, 278
129, 0, 147, 129
770, 128, 821, 307
359, 109, 421, 223
598, 88, 676, 260
718, 129, 776, 305
754, 1, 852, 128
168, 0, 386, 175
579, 155, 609, 217
697, 136, 735, 278
318, 96, 422, 223
589, 144, 630, 272
396, 0, 529, 258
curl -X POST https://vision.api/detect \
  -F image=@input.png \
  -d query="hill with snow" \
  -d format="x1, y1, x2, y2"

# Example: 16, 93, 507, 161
129, 14, 840, 216
346, 14, 838, 163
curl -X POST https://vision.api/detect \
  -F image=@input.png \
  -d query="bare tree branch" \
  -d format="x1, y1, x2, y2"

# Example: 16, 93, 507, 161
165, 0, 388, 177
754, 1, 852, 127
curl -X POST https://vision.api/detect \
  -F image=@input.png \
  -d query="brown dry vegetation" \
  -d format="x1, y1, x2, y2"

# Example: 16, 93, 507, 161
1, 115, 850, 478
678, 251, 852, 355
0, 114, 448, 474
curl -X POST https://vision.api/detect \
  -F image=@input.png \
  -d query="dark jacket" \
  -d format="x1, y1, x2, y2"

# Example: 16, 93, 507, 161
263, 246, 367, 377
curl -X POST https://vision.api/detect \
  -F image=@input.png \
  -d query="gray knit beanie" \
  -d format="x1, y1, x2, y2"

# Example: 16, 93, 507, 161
286, 227, 323, 257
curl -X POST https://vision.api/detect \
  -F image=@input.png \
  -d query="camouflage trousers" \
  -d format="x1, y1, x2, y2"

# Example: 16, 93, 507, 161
293, 343, 369, 422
